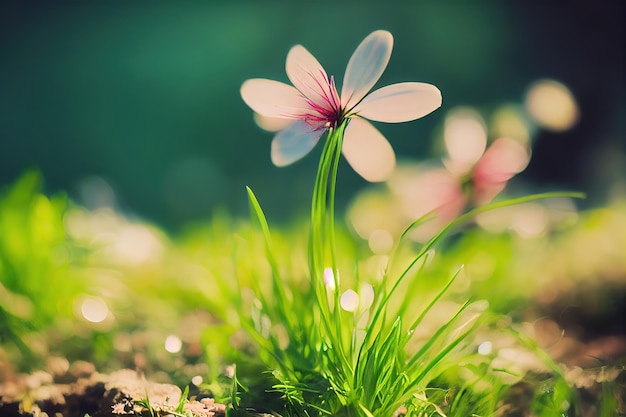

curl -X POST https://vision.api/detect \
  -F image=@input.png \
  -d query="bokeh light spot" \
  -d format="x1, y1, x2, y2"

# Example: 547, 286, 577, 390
340, 289, 359, 313
478, 341, 493, 355
368, 229, 394, 254
525, 79, 579, 131
164, 335, 183, 353
80, 296, 109, 323
348, 190, 402, 241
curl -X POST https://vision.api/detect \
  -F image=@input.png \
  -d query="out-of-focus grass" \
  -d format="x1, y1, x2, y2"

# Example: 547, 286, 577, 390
1, 171, 624, 413
0, 171, 88, 369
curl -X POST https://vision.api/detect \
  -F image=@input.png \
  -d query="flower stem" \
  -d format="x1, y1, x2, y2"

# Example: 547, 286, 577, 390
309, 121, 350, 373
310, 122, 345, 289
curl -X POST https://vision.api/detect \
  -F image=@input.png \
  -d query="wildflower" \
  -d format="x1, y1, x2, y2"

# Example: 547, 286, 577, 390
384, 108, 530, 241
441, 108, 528, 205
241, 30, 441, 181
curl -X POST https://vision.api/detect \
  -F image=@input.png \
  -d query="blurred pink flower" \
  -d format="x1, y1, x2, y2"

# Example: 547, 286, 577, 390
391, 119, 530, 241
435, 136, 530, 220
241, 30, 441, 182
470, 137, 530, 205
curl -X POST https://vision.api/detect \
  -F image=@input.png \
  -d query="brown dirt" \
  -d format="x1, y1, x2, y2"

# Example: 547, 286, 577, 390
0, 362, 227, 417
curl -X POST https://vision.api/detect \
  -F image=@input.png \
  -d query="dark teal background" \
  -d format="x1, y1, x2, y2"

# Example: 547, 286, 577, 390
1, 1, 623, 230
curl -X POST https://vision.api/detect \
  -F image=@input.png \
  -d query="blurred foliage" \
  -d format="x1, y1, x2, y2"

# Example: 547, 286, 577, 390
0, 171, 87, 368
0, 170, 624, 413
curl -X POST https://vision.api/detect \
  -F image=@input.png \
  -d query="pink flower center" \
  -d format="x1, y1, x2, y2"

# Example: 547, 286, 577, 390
299, 73, 344, 131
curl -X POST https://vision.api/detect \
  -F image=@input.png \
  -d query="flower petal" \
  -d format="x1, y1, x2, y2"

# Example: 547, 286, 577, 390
403, 168, 465, 221
355, 82, 442, 122
392, 167, 465, 242
254, 113, 293, 132
341, 30, 393, 110
472, 137, 530, 204
443, 107, 487, 175
241, 79, 310, 118
342, 118, 395, 182
271, 121, 324, 166
474, 138, 530, 184
286, 45, 337, 109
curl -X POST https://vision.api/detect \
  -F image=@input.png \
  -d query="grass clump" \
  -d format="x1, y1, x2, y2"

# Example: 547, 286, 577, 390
232, 122, 583, 416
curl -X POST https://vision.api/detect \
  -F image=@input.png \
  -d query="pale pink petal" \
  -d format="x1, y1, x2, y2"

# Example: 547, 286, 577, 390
241, 79, 310, 118
390, 166, 465, 242
342, 118, 395, 182
411, 169, 465, 241
413, 169, 465, 221
271, 120, 324, 167
254, 113, 293, 132
354, 82, 442, 122
286, 45, 336, 109
341, 30, 393, 110
443, 108, 487, 175
474, 138, 530, 183
472, 137, 530, 204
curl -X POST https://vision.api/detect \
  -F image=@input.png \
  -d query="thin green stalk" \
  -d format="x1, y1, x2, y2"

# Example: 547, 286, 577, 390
326, 123, 346, 354
308, 121, 353, 394
309, 132, 338, 335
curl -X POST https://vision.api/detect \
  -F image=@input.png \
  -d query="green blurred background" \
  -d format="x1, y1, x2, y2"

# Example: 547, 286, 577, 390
1, 1, 623, 230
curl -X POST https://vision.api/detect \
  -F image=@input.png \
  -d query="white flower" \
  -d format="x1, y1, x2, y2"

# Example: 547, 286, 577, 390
241, 30, 441, 182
